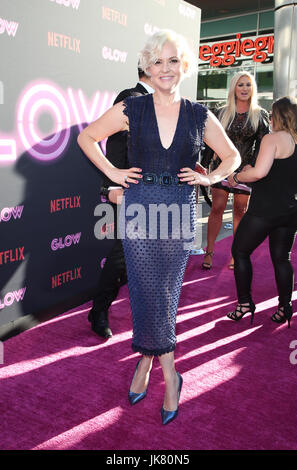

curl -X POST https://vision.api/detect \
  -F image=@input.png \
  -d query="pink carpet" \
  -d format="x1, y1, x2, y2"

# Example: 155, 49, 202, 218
1, 236, 297, 450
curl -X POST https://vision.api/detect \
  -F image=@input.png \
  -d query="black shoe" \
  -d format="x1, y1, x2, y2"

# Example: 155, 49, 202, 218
271, 303, 293, 329
88, 309, 112, 338
227, 300, 256, 324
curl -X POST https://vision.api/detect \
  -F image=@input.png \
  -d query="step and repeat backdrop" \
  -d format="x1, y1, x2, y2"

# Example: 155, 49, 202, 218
0, 0, 200, 336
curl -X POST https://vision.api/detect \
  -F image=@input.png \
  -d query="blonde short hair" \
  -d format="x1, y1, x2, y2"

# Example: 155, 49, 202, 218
138, 29, 197, 78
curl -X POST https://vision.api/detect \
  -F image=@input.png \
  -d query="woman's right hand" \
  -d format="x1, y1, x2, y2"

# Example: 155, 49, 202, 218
106, 167, 142, 188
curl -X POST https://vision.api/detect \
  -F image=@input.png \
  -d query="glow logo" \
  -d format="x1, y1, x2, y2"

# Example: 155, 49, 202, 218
50, 0, 80, 9
102, 47, 128, 63
0, 17, 19, 37
0, 206, 24, 222
144, 23, 160, 36
0, 80, 116, 165
51, 232, 82, 250
0, 288, 26, 310
178, 3, 197, 19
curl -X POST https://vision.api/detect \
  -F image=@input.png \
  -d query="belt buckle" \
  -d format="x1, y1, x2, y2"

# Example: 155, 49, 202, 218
160, 173, 172, 185
143, 173, 157, 184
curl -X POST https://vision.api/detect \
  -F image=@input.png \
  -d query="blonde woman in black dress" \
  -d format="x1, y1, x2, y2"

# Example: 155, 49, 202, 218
202, 71, 270, 270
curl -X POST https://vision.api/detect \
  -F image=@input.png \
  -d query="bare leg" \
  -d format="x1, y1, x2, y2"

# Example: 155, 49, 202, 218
129, 355, 153, 394
159, 351, 179, 411
203, 188, 229, 267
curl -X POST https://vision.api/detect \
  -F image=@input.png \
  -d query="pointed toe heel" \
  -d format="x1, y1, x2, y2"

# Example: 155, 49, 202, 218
128, 390, 147, 405
128, 359, 150, 406
161, 406, 178, 426
161, 372, 183, 425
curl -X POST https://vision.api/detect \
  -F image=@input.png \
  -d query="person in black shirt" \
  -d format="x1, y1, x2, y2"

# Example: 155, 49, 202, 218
226, 96, 297, 327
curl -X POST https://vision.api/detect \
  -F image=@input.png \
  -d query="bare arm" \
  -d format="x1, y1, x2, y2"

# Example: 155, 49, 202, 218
228, 133, 276, 185
179, 111, 241, 186
77, 102, 142, 187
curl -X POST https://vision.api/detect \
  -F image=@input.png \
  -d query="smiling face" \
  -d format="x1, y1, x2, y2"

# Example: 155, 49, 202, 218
147, 41, 185, 92
235, 75, 253, 102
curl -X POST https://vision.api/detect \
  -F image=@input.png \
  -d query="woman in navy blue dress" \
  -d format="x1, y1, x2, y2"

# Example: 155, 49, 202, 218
78, 30, 240, 425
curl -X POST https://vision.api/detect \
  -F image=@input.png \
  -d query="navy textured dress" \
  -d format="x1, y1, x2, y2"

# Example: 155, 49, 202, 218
120, 94, 207, 356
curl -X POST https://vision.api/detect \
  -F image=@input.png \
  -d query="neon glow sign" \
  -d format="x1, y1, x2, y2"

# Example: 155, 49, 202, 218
0, 80, 116, 165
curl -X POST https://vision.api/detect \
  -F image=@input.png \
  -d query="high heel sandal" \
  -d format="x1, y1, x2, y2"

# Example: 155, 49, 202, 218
202, 251, 214, 270
271, 303, 293, 329
227, 301, 256, 324
161, 372, 183, 425
128, 359, 150, 405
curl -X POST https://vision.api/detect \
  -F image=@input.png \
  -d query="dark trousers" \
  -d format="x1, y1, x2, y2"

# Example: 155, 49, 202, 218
92, 239, 127, 313
232, 210, 297, 307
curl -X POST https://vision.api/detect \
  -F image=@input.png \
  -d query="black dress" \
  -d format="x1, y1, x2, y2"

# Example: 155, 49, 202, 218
204, 108, 270, 195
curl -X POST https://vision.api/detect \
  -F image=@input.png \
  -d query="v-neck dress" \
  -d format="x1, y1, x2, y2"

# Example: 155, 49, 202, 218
121, 93, 207, 356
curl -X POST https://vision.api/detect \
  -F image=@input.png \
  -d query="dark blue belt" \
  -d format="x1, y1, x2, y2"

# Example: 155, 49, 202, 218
142, 172, 186, 185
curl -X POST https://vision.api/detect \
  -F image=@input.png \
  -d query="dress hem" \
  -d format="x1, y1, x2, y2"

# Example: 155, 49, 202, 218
132, 343, 176, 357
212, 181, 251, 195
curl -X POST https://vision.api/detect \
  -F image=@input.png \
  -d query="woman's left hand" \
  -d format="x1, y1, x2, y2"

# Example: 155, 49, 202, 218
178, 167, 210, 186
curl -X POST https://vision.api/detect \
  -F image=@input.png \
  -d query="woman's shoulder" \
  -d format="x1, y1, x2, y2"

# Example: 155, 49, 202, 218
124, 93, 150, 104
183, 99, 209, 132
184, 99, 209, 116
259, 131, 280, 148
272, 129, 295, 141
122, 93, 150, 116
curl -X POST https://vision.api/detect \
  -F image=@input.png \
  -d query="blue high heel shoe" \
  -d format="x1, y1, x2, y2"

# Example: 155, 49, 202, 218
128, 359, 150, 405
161, 372, 183, 425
